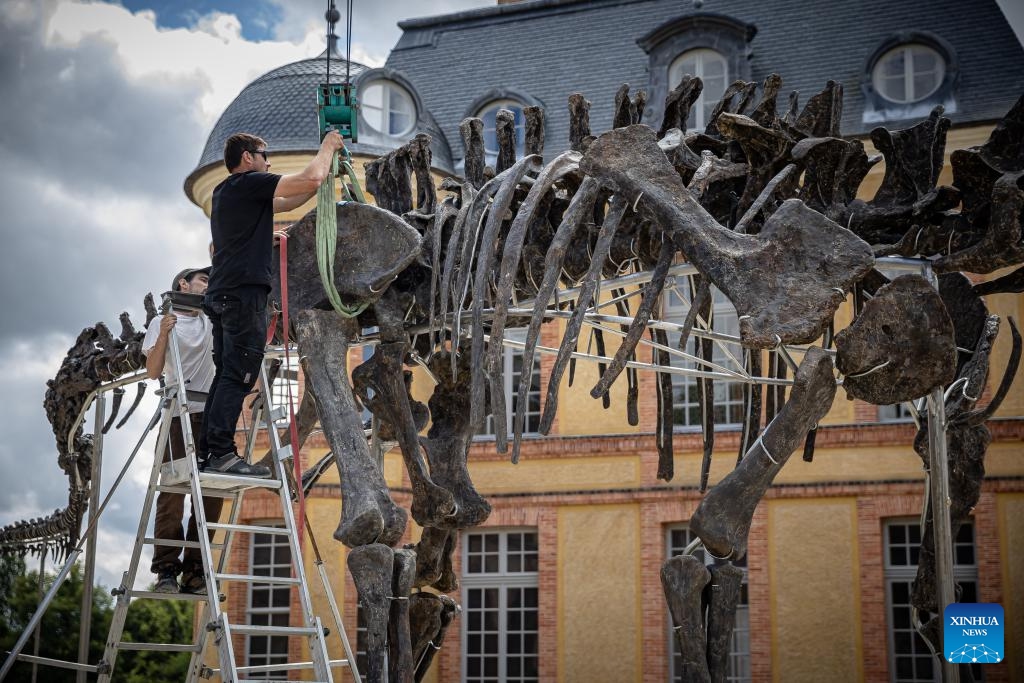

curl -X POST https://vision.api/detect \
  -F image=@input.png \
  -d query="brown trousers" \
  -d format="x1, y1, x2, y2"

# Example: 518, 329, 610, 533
150, 412, 225, 577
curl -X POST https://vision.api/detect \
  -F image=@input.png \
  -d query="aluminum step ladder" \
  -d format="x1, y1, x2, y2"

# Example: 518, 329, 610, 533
96, 291, 360, 683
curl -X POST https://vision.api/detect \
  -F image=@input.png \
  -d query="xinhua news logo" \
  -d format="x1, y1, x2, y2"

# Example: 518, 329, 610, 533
944, 603, 1003, 664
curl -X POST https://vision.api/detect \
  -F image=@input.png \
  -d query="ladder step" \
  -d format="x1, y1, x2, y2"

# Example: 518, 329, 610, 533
141, 537, 225, 550
207, 523, 292, 535
228, 624, 319, 637
229, 658, 351, 674
269, 405, 288, 422
127, 589, 208, 602
276, 444, 293, 461
160, 464, 282, 491
215, 572, 300, 585
155, 484, 239, 497
115, 642, 202, 653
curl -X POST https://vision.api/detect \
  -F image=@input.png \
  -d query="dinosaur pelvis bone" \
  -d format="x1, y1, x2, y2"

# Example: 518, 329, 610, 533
581, 124, 875, 348
271, 201, 423, 311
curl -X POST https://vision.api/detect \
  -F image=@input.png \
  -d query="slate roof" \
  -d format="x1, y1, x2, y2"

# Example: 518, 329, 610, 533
184, 52, 456, 203
386, 0, 1024, 166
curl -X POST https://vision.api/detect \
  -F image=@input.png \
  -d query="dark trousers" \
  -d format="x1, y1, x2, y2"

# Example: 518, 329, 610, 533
151, 412, 225, 576
201, 286, 268, 458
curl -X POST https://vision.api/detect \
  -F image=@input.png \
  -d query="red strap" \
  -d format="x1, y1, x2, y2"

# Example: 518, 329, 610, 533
274, 232, 305, 547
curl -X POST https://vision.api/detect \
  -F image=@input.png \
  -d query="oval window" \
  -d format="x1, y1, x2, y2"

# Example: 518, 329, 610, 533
359, 80, 417, 145
872, 44, 945, 104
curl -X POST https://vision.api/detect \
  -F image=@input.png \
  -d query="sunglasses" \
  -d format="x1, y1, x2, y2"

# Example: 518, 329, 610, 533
250, 149, 268, 160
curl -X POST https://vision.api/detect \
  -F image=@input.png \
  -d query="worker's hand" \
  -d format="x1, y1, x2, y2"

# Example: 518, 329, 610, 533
159, 313, 177, 336
322, 129, 346, 154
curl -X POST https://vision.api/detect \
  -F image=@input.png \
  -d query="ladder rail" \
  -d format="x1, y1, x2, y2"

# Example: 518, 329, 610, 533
256, 360, 335, 683
97, 398, 177, 682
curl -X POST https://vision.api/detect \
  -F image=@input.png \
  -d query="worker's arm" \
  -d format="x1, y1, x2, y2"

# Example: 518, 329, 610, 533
144, 314, 176, 379
273, 194, 314, 214
273, 130, 346, 213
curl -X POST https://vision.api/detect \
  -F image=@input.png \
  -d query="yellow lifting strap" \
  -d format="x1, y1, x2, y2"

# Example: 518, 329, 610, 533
316, 149, 368, 318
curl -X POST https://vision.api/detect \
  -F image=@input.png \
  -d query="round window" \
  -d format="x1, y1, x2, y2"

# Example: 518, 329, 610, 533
872, 44, 945, 104
359, 80, 416, 143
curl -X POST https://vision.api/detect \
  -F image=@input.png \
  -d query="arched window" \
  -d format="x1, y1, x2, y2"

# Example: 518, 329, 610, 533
476, 100, 526, 167
872, 43, 945, 104
669, 48, 728, 132
358, 79, 416, 146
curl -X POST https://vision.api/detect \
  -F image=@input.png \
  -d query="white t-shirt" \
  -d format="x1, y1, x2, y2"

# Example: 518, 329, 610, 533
142, 313, 215, 413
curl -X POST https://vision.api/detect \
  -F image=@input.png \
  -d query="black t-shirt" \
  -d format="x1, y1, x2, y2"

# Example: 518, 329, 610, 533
208, 171, 281, 295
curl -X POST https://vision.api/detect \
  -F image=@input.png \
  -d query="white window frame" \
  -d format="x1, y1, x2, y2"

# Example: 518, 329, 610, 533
270, 357, 299, 426
479, 328, 542, 438
461, 528, 540, 683
872, 44, 945, 105
359, 79, 417, 146
666, 525, 750, 682
476, 100, 526, 167
669, 48, 729, 132
663, 286, 744, 430
883, 518, 981, 683
245, 520, 291, 679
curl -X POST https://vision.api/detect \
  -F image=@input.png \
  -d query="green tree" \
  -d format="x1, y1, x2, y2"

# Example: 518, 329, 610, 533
0, 559, 194, 682
0, 560, 112, 683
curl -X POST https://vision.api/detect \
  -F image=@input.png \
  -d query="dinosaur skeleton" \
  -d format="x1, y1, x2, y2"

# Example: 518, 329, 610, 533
4, 74, 1022, 681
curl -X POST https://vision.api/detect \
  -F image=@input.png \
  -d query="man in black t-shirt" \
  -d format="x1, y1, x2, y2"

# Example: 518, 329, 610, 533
201, 130, 345, 476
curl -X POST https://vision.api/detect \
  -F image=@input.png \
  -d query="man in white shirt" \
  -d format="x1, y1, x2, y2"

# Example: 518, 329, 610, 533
142, 266, 223, 594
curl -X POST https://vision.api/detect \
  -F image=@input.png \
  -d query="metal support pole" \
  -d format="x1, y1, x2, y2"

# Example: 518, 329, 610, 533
31, 547, 46, 683
922, 263, 959, 683
78, 394, 105, 683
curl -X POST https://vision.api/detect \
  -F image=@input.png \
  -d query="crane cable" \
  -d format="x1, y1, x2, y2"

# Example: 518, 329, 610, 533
316, 0, 366, 318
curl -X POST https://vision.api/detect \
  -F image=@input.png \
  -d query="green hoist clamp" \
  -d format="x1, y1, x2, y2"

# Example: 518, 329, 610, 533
317, 83, 358, 143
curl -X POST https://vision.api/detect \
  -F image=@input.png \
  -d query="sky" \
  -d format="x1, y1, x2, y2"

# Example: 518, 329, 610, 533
0, 0, 490, 592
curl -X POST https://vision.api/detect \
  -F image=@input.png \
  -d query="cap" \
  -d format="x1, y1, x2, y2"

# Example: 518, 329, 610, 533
171, 266, 211, 292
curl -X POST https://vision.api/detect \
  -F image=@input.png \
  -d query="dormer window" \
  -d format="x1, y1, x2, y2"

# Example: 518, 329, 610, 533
872, 44, 945, 104
358, 79, 417, 146
669, 48, 729, 131
862, 32, 957, 123
476, 100, 526, 167
637, 13, 756, 130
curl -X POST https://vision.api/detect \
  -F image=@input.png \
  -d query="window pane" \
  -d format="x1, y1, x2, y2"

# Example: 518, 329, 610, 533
476, 101, 527, 166
462, 529, 541, 682
873, 44, 944, 103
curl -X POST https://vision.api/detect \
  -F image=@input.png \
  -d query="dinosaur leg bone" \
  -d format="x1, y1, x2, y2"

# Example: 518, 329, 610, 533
293, 310, 407, 548
691, 347, 836, 560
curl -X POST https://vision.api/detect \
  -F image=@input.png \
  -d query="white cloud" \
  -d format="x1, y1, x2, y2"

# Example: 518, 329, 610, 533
46, 1, 325, 127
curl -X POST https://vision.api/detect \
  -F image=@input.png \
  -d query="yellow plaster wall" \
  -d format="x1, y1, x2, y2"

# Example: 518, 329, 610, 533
470, 455, 640, 493
770, 498, 862, 683
558, 504, 641, 683
305, 495, 350, 663
999, 493, 1024, 680
553, 318, 643, 437
983, 286, 1024, 418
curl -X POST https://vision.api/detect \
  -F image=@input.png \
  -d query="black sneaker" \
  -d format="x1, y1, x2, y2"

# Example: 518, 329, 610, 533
179, 573, 207, 596
205, 452, 272, 478
153, 570, 180, 594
